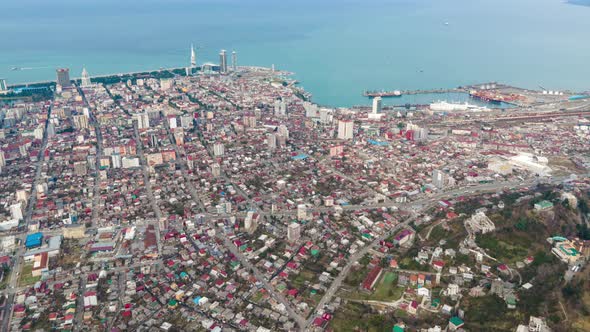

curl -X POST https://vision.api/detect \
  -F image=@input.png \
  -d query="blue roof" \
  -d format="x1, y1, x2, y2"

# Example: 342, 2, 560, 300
291, 154, 309, 160
25, 232, 43, 247
569, 95, 590, 101
368, 139, 390, 146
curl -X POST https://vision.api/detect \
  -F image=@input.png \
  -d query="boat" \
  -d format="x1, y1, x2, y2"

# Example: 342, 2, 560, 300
363, 90, 403, 98
10, 67, 21, 71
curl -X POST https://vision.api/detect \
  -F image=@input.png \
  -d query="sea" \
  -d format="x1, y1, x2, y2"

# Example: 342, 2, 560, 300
1, 0, 589, 107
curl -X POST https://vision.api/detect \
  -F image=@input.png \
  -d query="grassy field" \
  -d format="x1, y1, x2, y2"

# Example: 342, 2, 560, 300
346, 271, 404, 302
329, 301, 384, 332
19, 263, 41, 286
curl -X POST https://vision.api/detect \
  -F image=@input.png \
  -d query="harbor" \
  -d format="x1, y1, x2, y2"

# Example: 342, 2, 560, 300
363, 82, 590, 108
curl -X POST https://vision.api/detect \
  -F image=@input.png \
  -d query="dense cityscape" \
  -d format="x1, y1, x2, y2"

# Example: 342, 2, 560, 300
0, 45, 589, 332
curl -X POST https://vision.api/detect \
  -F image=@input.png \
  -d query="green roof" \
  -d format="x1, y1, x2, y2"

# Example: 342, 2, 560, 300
393, 326, 405, 332
559, 244, 579, 256
450, 316, 464, 326
535, 200, 554, 208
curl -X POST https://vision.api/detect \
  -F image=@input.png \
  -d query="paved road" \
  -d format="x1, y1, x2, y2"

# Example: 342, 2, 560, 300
217, 225, 307, 329
162, 120, 206, 213
162, 118, 306, 329
1, 105, 52, 332
76, 84, 104, 228
303, 175, 571, 329
133, 122, 164, 255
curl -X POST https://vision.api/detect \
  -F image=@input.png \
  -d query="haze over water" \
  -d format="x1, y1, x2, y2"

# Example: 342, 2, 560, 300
1, 0, 589, 107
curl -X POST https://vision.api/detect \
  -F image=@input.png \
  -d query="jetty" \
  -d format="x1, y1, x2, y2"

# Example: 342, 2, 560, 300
363, 87, 465, 98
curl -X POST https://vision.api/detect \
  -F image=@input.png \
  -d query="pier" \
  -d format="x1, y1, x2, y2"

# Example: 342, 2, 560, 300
363, 87, 465, 98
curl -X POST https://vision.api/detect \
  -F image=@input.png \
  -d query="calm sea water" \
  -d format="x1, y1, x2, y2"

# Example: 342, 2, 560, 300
1, 0, 589, 107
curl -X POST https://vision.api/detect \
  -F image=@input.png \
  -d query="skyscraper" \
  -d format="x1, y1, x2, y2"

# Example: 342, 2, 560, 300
337, 120, 354, 140
372, 97, 382, 115
219, 50, 228, 73
56, 68, 71, 87
81, 67, 91, 87
0, 79, 7, 93
190, 44, 197, 68
231, 51, 237, 71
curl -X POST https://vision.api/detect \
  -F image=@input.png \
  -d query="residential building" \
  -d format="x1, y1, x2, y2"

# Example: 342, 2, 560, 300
287, 223, 301, 242
337, 120, 354, 140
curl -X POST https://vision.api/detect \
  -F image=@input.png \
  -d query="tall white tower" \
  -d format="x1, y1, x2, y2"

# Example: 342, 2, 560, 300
190, 44, 197, 68
231, 51, 237, 71
219, 50, 228, 73
372, 96, 382, 115
81, 67, 91, 87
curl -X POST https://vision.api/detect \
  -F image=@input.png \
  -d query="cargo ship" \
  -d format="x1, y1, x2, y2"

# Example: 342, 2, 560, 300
363, 90, 402, 98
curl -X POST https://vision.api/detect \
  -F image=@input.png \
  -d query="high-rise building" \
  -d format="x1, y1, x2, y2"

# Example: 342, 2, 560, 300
213, 142, 225, 156
268, 133, 277, 150
337, 120, 354, 140
160, 79, 174, 91
244, 211, 257, 233
73, 115, 89, 130
10, 203, 23, 221
319, 108, 333, 124
406, 123, 428, 141
372, 97, 382, 115
135, 113, 150, 129
278, 125, 289, 139
231, 51, 237, 71
274, 99, 282, 117
111, 154, 122, 169
0, 150, 5, 167
74, 161, 88, 176
81, 67, 92, 87
190, 44, 197, 68
432, 170, 445, 189
297, 204, 308, 220
211, 163, 221, 177
0, 79, 8, 93
219, 50, 228, 73
168, 116, 177, 129
432, 170, 454, 189
288, 222, 301, 242
56, 68, 71, 87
